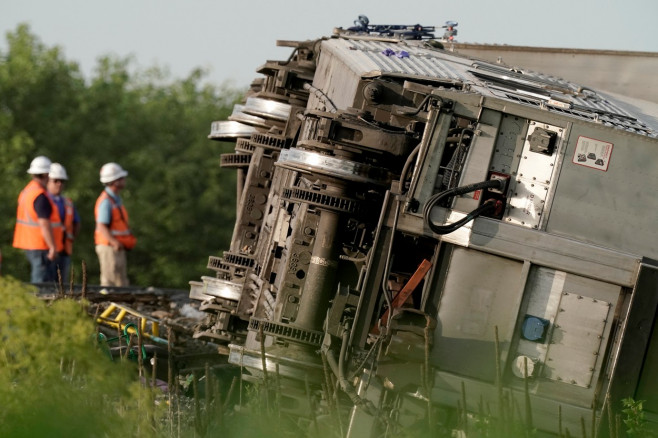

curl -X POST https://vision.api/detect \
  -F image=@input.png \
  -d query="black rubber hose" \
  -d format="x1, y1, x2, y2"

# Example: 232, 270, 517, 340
423, 179, 505, 235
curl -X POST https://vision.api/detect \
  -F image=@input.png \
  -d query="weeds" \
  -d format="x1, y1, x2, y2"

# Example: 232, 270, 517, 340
4, 275, 658, 438
0, 276, 160, 437
621, 397, 654, 437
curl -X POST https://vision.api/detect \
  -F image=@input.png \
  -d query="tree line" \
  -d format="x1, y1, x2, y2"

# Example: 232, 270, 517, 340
0, 24, 244, 288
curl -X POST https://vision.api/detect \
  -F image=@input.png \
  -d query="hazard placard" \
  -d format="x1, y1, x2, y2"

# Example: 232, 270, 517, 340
572, 136, 613, 171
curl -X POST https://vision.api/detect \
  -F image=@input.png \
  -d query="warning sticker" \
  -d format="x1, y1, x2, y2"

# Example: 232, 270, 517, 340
572, 136, 613, 171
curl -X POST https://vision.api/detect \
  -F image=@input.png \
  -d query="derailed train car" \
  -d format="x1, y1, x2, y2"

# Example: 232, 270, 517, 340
188, 18, 658, 436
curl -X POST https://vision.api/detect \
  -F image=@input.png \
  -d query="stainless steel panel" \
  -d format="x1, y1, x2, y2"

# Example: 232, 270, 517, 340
490, 113, 527, 175
431, 247, 524, 381
542, 292, 610, 387
505, 122, 564, 229
547, 125, 658, 260
398, 203, 640, 287
511, 267, 620, 401
395, 208, 641, 286
467, 217, 640, 287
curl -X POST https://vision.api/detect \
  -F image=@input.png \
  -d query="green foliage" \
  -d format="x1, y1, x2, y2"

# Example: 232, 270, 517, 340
0, 276, 165, 437
0, 23, 245, 287
622, 397, 655, 437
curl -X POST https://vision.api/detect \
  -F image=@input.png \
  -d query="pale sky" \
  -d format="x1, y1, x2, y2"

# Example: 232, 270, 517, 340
2, 0, 657, 89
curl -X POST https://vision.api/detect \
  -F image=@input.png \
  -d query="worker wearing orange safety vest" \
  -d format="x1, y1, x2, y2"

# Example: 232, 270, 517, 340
94, 162, 136, 286
47, 163, 81, 285
13, 156, 64, 283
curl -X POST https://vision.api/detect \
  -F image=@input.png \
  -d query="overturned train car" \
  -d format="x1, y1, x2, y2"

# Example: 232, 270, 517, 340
189, 23, 658, 436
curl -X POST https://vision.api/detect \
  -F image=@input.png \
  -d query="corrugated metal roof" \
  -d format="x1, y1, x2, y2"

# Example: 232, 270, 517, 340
323, 38, 471, 83
323, 36, 656, 138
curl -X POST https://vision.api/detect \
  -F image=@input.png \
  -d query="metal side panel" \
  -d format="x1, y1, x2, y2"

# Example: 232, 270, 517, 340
394, 210, 640, 287
547, 124, 658, 261
490, 113, 527, 175
511, 266, 620, 396
466, 217, 641, 287
309, 44, 361, 111
542, 291, 610, 388
539, 272, 619, 392
504, 121, 565, 229
430, 247, 524, 382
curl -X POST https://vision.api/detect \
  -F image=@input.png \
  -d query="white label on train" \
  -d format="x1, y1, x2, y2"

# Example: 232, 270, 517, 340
572, 136, 613, 171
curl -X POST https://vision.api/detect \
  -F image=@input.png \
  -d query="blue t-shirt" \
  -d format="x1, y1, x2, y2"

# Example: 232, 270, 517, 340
50, 194, 80, 224
97, 187, 122, 225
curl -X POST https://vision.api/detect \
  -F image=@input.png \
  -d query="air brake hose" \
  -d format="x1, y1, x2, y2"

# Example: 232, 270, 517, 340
322, 324, 378, 416
423, 179, 505, 235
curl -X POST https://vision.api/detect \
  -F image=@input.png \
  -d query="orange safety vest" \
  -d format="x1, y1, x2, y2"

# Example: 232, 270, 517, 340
62, 197, 76, 255
94, 190, 136, 250
13, 180, 65, 251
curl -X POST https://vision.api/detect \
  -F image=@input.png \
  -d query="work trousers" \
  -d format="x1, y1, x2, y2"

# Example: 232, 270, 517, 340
95, 245, 129, 287
55, 253, 72, 285
24, 249, 57, 283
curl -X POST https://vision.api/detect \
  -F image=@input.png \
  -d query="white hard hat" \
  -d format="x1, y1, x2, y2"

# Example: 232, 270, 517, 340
27, 156, 52, 175
49, 163, 69, 180
100, 162, 128, 184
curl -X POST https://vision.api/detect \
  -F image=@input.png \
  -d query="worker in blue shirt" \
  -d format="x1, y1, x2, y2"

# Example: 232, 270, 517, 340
47, 163, 81, 284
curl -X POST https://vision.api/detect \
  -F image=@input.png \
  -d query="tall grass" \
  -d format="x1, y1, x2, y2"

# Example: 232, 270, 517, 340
2, 275, 654, 438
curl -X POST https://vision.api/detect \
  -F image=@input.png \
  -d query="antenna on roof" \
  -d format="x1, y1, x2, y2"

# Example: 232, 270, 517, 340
441, 21, 458, 42
345, 15, 436, 40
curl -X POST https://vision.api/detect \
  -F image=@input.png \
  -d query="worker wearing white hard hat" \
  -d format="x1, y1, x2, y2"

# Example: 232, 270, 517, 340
94, 162, 136, 286
99, 162, 128, 184
13, 156, 64, 283
47, 163, 81, 284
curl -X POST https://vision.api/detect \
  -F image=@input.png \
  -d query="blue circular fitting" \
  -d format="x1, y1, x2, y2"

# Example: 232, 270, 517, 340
522, 316, 548, 342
